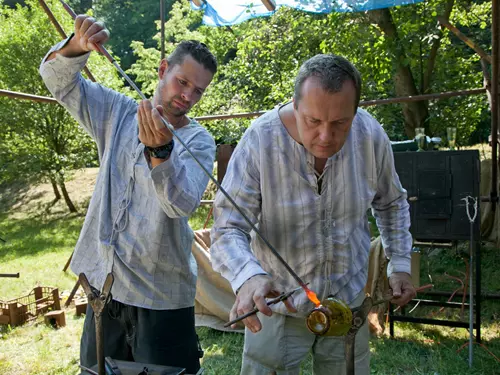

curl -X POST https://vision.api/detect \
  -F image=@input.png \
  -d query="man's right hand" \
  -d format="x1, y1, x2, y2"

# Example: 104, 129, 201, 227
47, 15, 109, 60
229, 275, 297, 333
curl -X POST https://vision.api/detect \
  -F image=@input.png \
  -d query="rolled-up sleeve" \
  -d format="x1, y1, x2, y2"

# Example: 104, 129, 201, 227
150, 129, 216, 218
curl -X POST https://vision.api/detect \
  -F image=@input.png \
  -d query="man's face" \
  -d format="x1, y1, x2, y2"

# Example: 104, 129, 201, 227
156, 55, 213, 116
293, 77, 357, 159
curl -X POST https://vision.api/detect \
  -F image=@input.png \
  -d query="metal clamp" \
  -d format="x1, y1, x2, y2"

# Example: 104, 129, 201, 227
79, 272, 114, 375
345, 296, 374, 375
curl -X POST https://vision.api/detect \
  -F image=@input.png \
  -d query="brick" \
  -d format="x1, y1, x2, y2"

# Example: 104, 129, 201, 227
44, 310, 66, 328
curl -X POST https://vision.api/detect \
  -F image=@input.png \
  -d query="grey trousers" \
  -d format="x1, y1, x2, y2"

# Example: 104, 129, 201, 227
240, 292, 370, 375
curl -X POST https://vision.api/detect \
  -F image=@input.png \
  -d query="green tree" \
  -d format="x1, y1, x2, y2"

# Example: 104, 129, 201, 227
67, 0, 178, 71
0, 0, 124, 212
125, 1, 490, 145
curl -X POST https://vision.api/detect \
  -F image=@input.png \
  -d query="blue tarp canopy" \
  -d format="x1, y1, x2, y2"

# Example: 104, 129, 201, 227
191, 0, 425, 26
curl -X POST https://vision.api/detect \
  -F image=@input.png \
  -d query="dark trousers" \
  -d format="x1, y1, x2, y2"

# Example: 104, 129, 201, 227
80, 300, 201, 374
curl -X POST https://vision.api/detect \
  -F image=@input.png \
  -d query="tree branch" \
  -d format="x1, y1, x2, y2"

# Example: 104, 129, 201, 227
423, 0, 455, 93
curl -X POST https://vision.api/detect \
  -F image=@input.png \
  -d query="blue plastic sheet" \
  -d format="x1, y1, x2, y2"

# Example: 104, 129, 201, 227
191, 0, 425, 26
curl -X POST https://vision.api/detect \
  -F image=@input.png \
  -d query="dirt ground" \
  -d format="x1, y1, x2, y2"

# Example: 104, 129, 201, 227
1, 168, 99, 218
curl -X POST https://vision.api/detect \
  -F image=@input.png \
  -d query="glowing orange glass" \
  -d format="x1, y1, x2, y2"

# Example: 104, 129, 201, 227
304, 287, 321, 307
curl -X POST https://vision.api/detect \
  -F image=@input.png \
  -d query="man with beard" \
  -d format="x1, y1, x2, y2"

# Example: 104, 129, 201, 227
211, 54, 415, 374
40, 15, 217, 373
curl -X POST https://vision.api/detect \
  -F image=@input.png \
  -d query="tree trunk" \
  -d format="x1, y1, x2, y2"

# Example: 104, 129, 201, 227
50, 177, 61, 202
368, 8, 430, 138
58, 177, 77, 213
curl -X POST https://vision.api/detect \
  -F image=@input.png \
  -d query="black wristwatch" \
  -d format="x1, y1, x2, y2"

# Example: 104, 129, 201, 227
146, 139, 175, 159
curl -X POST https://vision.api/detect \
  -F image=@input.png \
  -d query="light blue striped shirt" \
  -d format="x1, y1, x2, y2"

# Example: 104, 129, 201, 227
40, 41, 216, 309
211, 106, 411, 316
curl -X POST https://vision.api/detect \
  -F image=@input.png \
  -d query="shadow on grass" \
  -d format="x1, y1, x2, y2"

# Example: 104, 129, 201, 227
0, 213, 84, 262
196, 327, 244, 374
0, 179, 32, 213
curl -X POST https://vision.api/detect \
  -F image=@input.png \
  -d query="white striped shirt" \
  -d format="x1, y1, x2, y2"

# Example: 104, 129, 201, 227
40, 40, 215, 309
211, 106, 411, 316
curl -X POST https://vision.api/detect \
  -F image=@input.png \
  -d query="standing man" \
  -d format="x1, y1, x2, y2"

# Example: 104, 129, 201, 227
211, 54, 415, 374
40, 16, 217, 373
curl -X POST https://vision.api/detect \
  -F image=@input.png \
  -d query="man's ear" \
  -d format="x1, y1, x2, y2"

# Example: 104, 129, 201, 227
158, 59, 169, 80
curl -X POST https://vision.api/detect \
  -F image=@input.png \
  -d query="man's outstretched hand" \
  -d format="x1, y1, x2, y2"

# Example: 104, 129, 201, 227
229, 275, 297, 333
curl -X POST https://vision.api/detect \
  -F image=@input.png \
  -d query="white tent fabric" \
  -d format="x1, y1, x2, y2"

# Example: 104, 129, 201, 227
191, 0, 426, 26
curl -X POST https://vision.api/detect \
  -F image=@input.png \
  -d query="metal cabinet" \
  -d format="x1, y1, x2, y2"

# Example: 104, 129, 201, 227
393, 150, 480, 241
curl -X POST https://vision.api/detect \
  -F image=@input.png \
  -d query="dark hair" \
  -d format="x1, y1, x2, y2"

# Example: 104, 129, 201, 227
167, 40, 217, 75
293, 54, 362, 113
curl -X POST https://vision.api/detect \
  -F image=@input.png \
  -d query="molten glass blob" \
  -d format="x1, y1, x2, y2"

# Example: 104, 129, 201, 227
306, 297, 352, 336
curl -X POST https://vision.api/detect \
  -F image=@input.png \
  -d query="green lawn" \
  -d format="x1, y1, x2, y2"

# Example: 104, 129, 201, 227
0, 200, 499, 374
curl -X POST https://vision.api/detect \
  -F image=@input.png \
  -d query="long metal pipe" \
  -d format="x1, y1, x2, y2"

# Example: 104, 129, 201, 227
160, 0, 165, 60
0, 89, 57, 103
38, 0, 96, 82
57, 0, 308, 290
194, 88, 486, 121
492, 0, 499, 205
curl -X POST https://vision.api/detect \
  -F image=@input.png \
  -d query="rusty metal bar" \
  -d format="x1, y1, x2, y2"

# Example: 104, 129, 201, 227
438, 16, 492, 64
0, 273, 20, 278
261, 0, 276, 11
38, 0, 96, 82
493, 0, 499, 205
0, 89, 57, 103
194, 88, 486, 121
195, 110, 266, 121
160, 0, 165, 60
360, 88, 486, 106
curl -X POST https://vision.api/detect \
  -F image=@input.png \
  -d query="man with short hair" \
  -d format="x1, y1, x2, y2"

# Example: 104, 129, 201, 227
211, 54, 415, 374
40, 15, 217, 373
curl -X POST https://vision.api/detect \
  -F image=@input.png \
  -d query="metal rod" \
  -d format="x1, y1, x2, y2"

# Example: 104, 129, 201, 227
261, 0, 276, 11
79, 364, 98, 375
193, 88, 486, 121
160, 0, 165, 60
406, 299, 471, 308
38, 0, 96, 82
64, 279, 80, 308
224, 286, 303, 327
0, 86, 486, 112
359, 88, 486, 107
0, 273, 20, 278
390, 315, 479, 329
95, 313, 104, 375
492, 0, 499, 210
469, 217, 474, 367
0, 89, 57, 103
58, 0, 308, 289
424, 290, 500, 300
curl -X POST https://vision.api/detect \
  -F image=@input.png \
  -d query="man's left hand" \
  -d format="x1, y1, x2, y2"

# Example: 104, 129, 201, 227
388, 272, 416, 306
138, 99, 172, 148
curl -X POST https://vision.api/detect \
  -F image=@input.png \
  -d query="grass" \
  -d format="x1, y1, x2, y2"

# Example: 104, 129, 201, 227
0, 170, 499, 375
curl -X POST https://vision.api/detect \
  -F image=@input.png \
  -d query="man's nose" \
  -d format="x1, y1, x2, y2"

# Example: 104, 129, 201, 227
181, 88, 193, 103
319, 125, 334, 143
